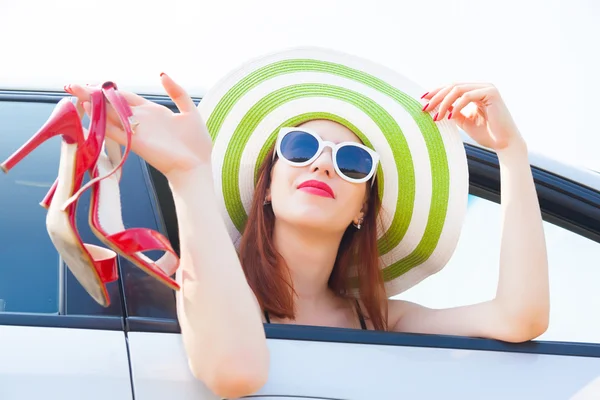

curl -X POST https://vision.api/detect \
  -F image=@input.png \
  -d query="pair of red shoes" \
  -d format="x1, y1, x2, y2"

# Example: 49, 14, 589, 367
1, 82, 180, 307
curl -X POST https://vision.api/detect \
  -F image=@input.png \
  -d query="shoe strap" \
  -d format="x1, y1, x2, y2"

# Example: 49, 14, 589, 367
61, 82, 134, 210
105, 227, 177, 255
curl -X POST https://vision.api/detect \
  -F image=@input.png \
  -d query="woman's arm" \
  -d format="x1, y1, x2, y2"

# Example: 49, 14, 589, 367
392, 138, 549, 342
391, 83, 549, 342
69, 76, 270, 397
493, 137, 550, 336
168, 165, 270, 398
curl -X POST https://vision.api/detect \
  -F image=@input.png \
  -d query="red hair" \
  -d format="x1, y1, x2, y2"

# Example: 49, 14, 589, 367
238, 145, 388, 331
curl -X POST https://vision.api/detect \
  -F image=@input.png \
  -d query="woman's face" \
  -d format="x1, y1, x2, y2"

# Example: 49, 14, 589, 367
268, 120, 369, 233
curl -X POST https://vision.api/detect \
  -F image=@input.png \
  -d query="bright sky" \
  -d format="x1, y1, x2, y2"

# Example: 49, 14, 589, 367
1, 0, 598, 171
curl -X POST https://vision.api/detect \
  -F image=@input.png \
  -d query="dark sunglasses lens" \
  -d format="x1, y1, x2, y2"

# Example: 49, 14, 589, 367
336, 146, 373, 180
280, 131, 319, 163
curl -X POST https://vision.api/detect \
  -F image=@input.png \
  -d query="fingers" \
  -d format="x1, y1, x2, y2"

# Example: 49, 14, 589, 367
160, 73, 196, 113
81, 101, 129, 146
66, 84, 93, 103
436, 84, 487, 120
105, 124, 130, 147
421, 85, 454, 119
420, 82, 472, 101
112, 87, 148, 107
448, 88, 492, 118
71, 83, 143, 132
422, 83, 494, 121
423, 84, 486, 120
68, 83, 147, 107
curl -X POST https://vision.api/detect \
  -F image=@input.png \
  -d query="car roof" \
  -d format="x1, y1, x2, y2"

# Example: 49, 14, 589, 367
2, 80, 599, 193
461, 133, 600, 192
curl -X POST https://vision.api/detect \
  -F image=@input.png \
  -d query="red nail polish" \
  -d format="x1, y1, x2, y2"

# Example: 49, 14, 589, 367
448, 112, 453, 119
160, 72, 166, 77
421, 92, 429, 99
422, 103, 429, 111
433, 113, 439, 121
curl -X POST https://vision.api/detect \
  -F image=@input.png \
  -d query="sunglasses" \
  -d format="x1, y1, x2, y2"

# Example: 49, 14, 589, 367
273, 127, 380, 184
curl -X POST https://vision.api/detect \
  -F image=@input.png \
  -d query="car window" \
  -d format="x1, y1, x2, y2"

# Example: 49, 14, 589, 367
0, 99, 122, 315
394, 194, 600, 344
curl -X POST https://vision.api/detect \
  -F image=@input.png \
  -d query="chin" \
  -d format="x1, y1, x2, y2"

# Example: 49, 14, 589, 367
273, 202, 343, 232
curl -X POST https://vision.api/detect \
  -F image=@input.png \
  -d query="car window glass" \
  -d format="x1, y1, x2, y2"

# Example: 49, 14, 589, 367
0, 100, 122, 315
395, 194, 600, 344
0, 101, 62, 313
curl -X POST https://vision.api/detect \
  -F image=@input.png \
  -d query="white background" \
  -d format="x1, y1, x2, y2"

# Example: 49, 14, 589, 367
0, 0, 598, 171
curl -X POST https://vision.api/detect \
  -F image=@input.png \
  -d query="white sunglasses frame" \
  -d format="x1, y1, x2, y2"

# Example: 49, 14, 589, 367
273, 127, 380, 185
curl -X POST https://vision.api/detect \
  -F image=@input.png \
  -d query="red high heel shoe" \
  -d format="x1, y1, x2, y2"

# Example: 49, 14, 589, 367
1, 93, 119, 307
63, 82, 180, 292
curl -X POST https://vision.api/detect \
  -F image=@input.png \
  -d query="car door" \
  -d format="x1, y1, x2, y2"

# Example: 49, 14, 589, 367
0, 92, 133, 400
123, 98, 600, 399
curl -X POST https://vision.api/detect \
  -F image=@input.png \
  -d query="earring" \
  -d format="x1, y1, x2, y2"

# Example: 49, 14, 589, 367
263, 198, 271, 206
353, 217, 363, 230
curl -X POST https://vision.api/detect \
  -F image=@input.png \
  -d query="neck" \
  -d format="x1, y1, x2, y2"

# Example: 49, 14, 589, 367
272, 220, 345, 308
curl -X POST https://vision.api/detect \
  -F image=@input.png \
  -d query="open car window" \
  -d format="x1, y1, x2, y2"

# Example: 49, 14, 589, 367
395, 194, 600, 344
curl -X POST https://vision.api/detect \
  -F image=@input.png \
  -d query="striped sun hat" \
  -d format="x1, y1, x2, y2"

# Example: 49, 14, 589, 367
198, 46, 469, 297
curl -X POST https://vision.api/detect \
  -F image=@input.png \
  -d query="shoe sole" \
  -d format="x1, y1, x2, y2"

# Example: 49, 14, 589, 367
46, 141, 113, 307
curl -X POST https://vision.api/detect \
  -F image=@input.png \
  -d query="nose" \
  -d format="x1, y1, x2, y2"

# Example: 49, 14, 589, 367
310, 147, 335, 178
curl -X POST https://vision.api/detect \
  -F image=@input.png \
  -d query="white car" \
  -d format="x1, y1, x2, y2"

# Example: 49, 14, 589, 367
1, 86, 599, 400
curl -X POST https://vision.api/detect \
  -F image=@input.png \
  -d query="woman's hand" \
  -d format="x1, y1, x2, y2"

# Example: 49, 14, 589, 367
67, 73, 212, 178
421, 83, 525, 152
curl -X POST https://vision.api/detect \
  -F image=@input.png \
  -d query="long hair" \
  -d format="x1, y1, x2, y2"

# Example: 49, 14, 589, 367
238, 145, 388, 331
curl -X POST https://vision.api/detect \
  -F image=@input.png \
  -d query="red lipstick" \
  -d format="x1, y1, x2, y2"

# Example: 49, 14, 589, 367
297, 179, 335, 198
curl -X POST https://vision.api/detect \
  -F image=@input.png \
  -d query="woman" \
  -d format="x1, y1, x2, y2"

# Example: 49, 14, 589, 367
67, 47, 549, 398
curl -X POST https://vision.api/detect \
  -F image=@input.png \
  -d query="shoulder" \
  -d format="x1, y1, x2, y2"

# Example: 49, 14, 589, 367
386, 298, 425, 331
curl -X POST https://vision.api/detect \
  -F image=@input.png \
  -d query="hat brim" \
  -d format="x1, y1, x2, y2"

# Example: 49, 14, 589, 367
198, 46, 469, 297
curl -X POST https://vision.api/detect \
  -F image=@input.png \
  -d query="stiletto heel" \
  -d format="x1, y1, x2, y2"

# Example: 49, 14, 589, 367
1, 98, 82, 173
1, 92, 119, 307
40, 95, 107, 210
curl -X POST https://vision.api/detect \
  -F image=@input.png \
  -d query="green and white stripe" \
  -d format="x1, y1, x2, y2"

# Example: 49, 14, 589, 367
198, 47, 469, 296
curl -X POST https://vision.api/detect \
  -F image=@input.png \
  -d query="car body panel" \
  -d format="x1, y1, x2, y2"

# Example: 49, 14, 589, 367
126, 332, 218, 399
126, 324, 600, 400
260, 337, 600, 400
0, 325, 132, 399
